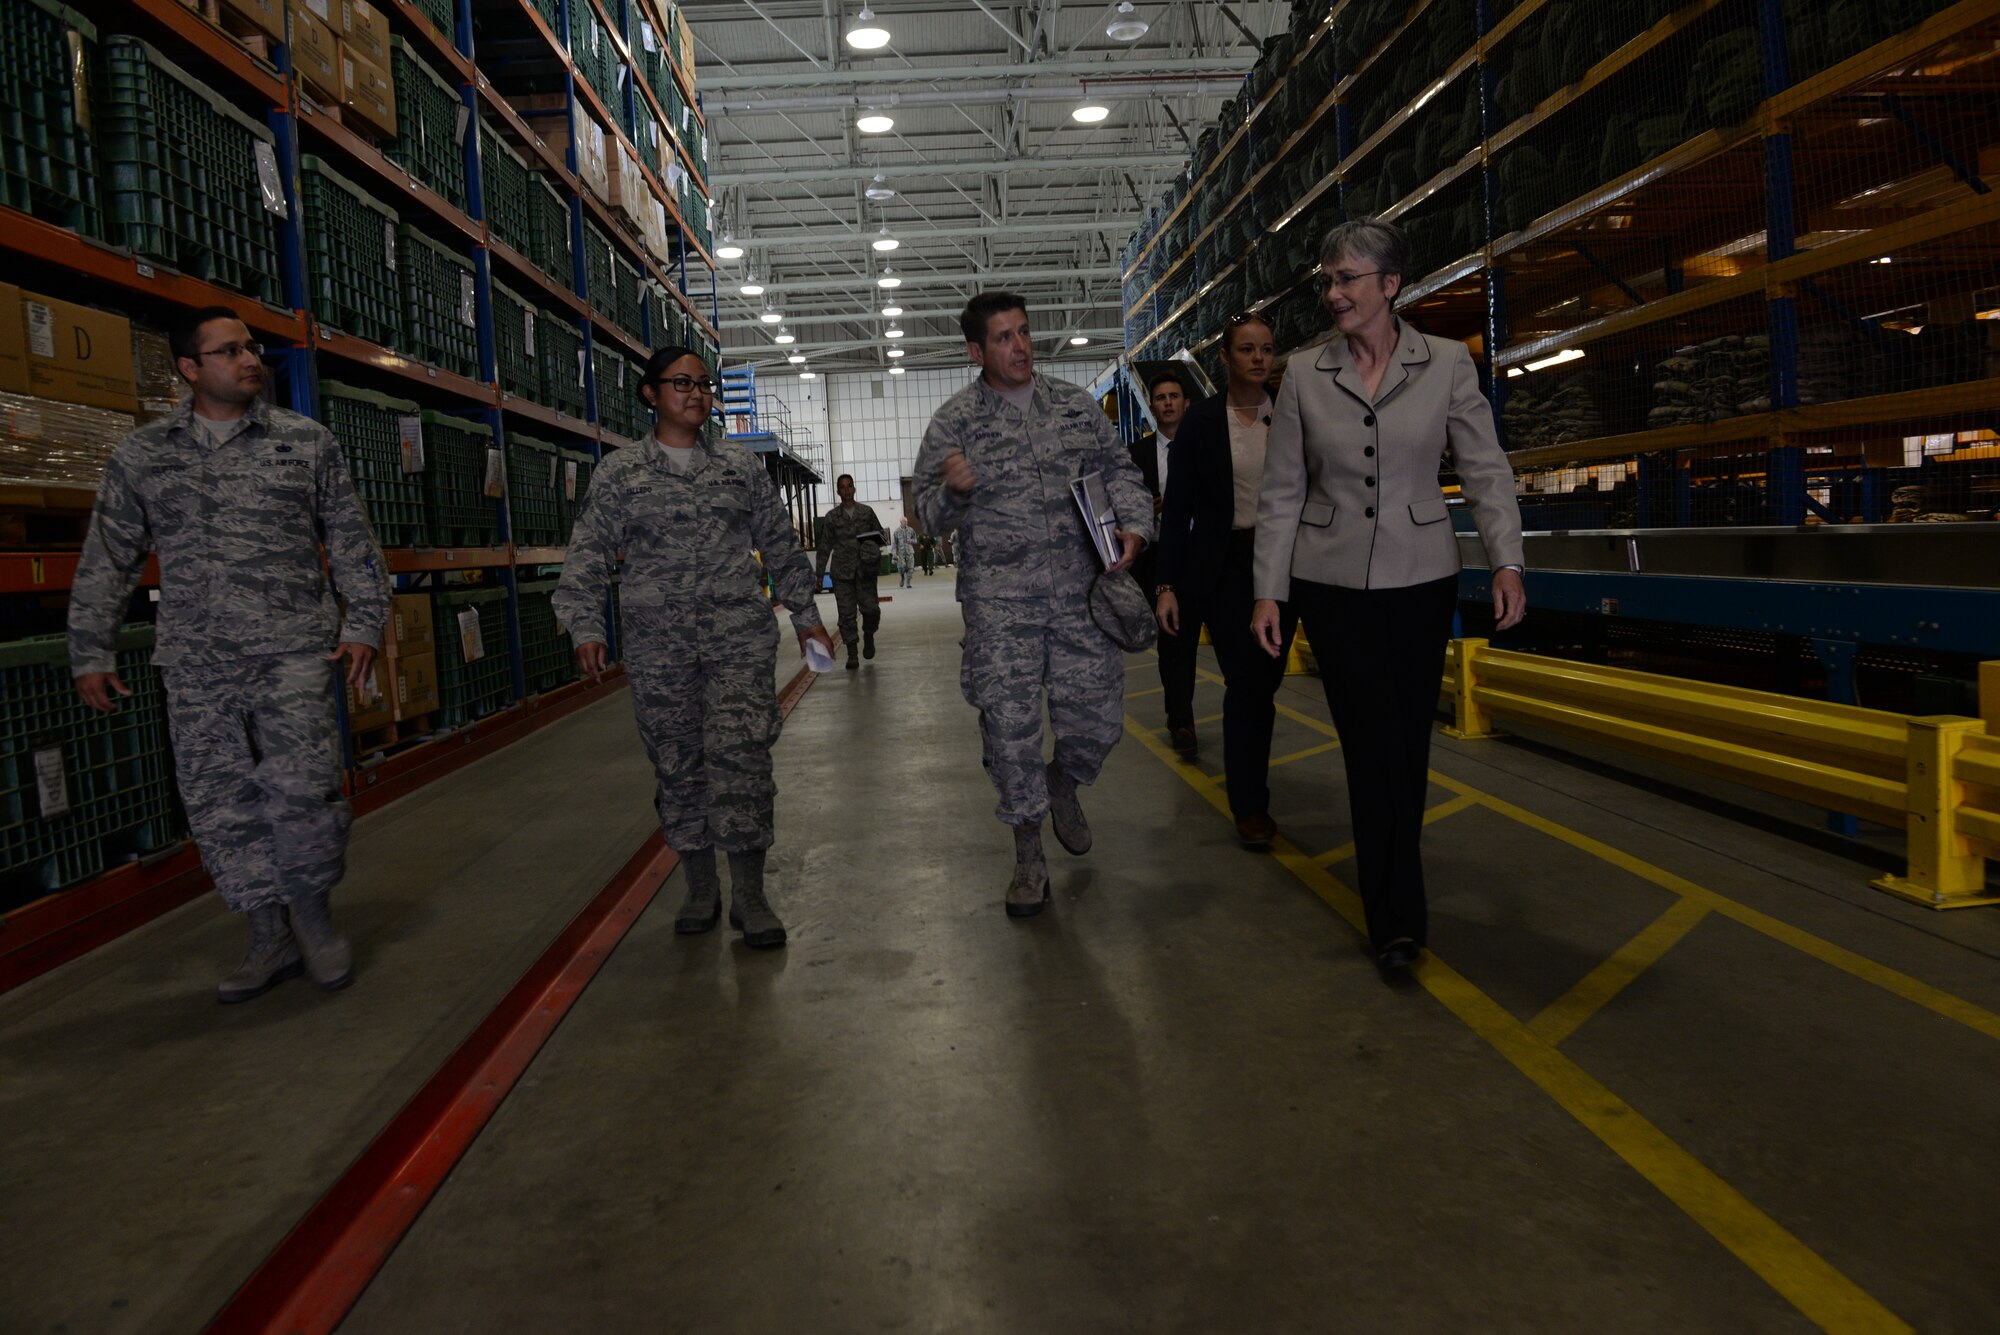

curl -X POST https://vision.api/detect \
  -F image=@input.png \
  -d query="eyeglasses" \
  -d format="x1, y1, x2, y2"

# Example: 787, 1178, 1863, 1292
1314, 270, 1385, 297
652, 375, 718, 395
193, 340, 265, 360
1225, 311, 1267, 326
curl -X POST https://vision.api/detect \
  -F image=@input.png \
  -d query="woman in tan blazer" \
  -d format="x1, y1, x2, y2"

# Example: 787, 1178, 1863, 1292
1250, 219, 1526, 985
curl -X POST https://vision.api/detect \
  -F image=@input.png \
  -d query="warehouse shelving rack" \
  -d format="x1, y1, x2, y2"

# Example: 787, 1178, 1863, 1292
0, 0, 719, 977
1121, 0, 1999, 533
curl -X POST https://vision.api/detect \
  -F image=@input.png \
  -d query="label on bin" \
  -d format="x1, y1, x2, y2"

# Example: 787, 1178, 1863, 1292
524, 310, 537, 356
397, 415, 425, 474
254, 142, 289, 218
384, 220, 397, 272
458, 608, 484, 662
564, 460, 578, 501
576, 349, 587, 388
455, 103, 470, 147
484, 447, 505, 499
548, 455, 559, 490
33, 745, 69, 819
459, 273, 476, 327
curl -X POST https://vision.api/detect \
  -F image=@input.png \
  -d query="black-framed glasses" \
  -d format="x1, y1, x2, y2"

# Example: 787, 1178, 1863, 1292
652, 375, 718, 395
1314, 270, 1385, 297
194, 340, 265, 360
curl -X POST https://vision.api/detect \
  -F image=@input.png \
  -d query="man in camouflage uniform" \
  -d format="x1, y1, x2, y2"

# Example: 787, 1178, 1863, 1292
914, 293, 1152, 918
69, 307, 390, 1003
892, 517, 917, 588
814, 474, 887, 668
555, 346, 833, 949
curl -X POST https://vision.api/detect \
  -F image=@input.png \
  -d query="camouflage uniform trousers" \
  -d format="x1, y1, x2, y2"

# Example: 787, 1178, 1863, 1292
960, 594, 1125, 826
624, 594, 784, 852
160, 651, 350, 913
831, 568, 881, 647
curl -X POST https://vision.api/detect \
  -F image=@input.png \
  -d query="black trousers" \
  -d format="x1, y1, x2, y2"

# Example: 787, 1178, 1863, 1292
1293, 574, 1458, 950
1171, 530, 1298, 819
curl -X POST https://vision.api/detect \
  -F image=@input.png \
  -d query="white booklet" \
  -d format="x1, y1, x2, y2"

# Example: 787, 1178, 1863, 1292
1070, 471, 1121, 569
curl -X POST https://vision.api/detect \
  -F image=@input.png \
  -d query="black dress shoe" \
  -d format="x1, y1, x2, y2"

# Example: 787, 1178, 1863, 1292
1375, 939, 1420, 985
1170, 726, 1199, 760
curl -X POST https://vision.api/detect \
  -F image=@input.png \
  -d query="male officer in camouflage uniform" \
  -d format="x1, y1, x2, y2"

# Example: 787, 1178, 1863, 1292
914, 293, 1152, 918
892, 516, 917, 588
69, 306, 389, 1002
556, 345, 833, 949
814, 474, 887, 668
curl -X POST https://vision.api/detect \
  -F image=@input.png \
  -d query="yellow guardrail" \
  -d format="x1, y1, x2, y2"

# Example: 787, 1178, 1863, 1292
1442, 640, 2000, 910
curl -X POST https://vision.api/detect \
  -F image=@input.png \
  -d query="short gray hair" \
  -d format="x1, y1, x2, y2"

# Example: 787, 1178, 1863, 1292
1319, 218, 1409, 279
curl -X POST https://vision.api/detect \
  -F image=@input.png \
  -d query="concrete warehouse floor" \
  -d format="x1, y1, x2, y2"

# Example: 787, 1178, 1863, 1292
5, 574, 1998, 1332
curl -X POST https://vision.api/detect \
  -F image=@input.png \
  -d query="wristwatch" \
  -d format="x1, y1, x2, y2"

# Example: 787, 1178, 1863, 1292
1154, 583, 1174, 598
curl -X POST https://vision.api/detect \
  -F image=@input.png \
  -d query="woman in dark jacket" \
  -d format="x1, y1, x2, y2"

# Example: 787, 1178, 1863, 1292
1154, 313, 1300, 847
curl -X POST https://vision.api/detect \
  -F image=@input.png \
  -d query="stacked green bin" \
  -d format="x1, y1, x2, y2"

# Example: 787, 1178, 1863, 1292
300, 156, 402, 346
407, 0, 454, 40
506, 434, 563, 545
529, 172, 572, 287
430, 586, 512, 725
98, 36, 281, 301
479, 125, 534, 260
319, 380, 428, 548
514, 578, 575, 692
677, 170, 711, 253
647, 282, 689, 350
0, 624, 181, 908
633, 89, 660, 176
418, 409, 502, 547
609, 247, 644, 343
592, 344, 642, 441
558, 446, 594, 541
582, 219, 614, 316
396, 224, 479, 380
386, 37, 469, 214
536, 307, 587, 419
0, 0, 101, 237
491, 276, 538, 400
568, 3, 619, 113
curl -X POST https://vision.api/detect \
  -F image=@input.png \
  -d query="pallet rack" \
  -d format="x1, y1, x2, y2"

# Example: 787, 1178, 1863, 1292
1121, 0, 1998, 530
0, 0, 720, 942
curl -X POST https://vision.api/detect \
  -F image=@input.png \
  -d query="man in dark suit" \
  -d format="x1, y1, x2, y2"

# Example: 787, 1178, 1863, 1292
1130, 368, 1196, 757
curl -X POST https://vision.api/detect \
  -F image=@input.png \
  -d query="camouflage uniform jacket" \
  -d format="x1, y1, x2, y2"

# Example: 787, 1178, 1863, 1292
67, 398, 391, 676
554, 432, 823, 644
913, 373, 1154, 602
814, 502, 887, 580
892, 523, 917, 561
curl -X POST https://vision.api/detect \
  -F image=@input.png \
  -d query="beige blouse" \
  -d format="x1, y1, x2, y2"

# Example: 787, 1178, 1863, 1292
1226, 397, 1272, 530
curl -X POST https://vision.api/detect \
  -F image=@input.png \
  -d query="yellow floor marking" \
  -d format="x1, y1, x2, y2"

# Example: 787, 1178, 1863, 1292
1526, 899, 1714, 1046
1312, 794, 1477, 868
1436, 778, 2000, 1046
1124, 713, 1913, 1334
1270, 739, 1343, 768
1125, 685, 1166, 700
1248, 694, 2000, 1047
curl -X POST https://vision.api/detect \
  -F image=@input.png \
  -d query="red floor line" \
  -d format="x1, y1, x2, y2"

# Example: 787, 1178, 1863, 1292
204, 656, 829, 1335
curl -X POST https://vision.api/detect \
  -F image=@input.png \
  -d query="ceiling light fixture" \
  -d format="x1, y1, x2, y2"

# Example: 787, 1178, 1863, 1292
739, 272, 764, 296
1105, 1, 1148, 42
774, 327, 795, 345
871, 224, 899, 253
787, 353, 807, 365
885, 326, 905, 339
1071, 99, 1110, 124
856, 110, 894, 134
1069, 335, 1089, 345
1523, 348, 1585, 373
845, 5, 890, 49
880, 304, 902, 317
889, 365, 905, 374
864, 173, 896, 202
800, 370, 817, 380
877, 266, 901, 289
759, 302, 784, 324
715, 232, 744, 261
886, 347, 905, 358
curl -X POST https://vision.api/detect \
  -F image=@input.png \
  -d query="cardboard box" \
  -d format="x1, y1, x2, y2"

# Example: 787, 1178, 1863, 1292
339, 42, 396, 136
338, 0, 389, 65
18, 291, 138, 413
0, 285, 27, 396
516, 94, 608, 202
391, 650, 438, 720
383, 592, 436, 657
671, 8, 696, 85
289, 2, 340, 102
218, 0, 285, 43
347, 657, 395, 732
606, 139, 646, 225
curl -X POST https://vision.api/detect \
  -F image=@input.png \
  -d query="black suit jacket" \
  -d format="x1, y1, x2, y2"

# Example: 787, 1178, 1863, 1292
1128, 431, 1165, 592
1158, 393, 1261, 596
